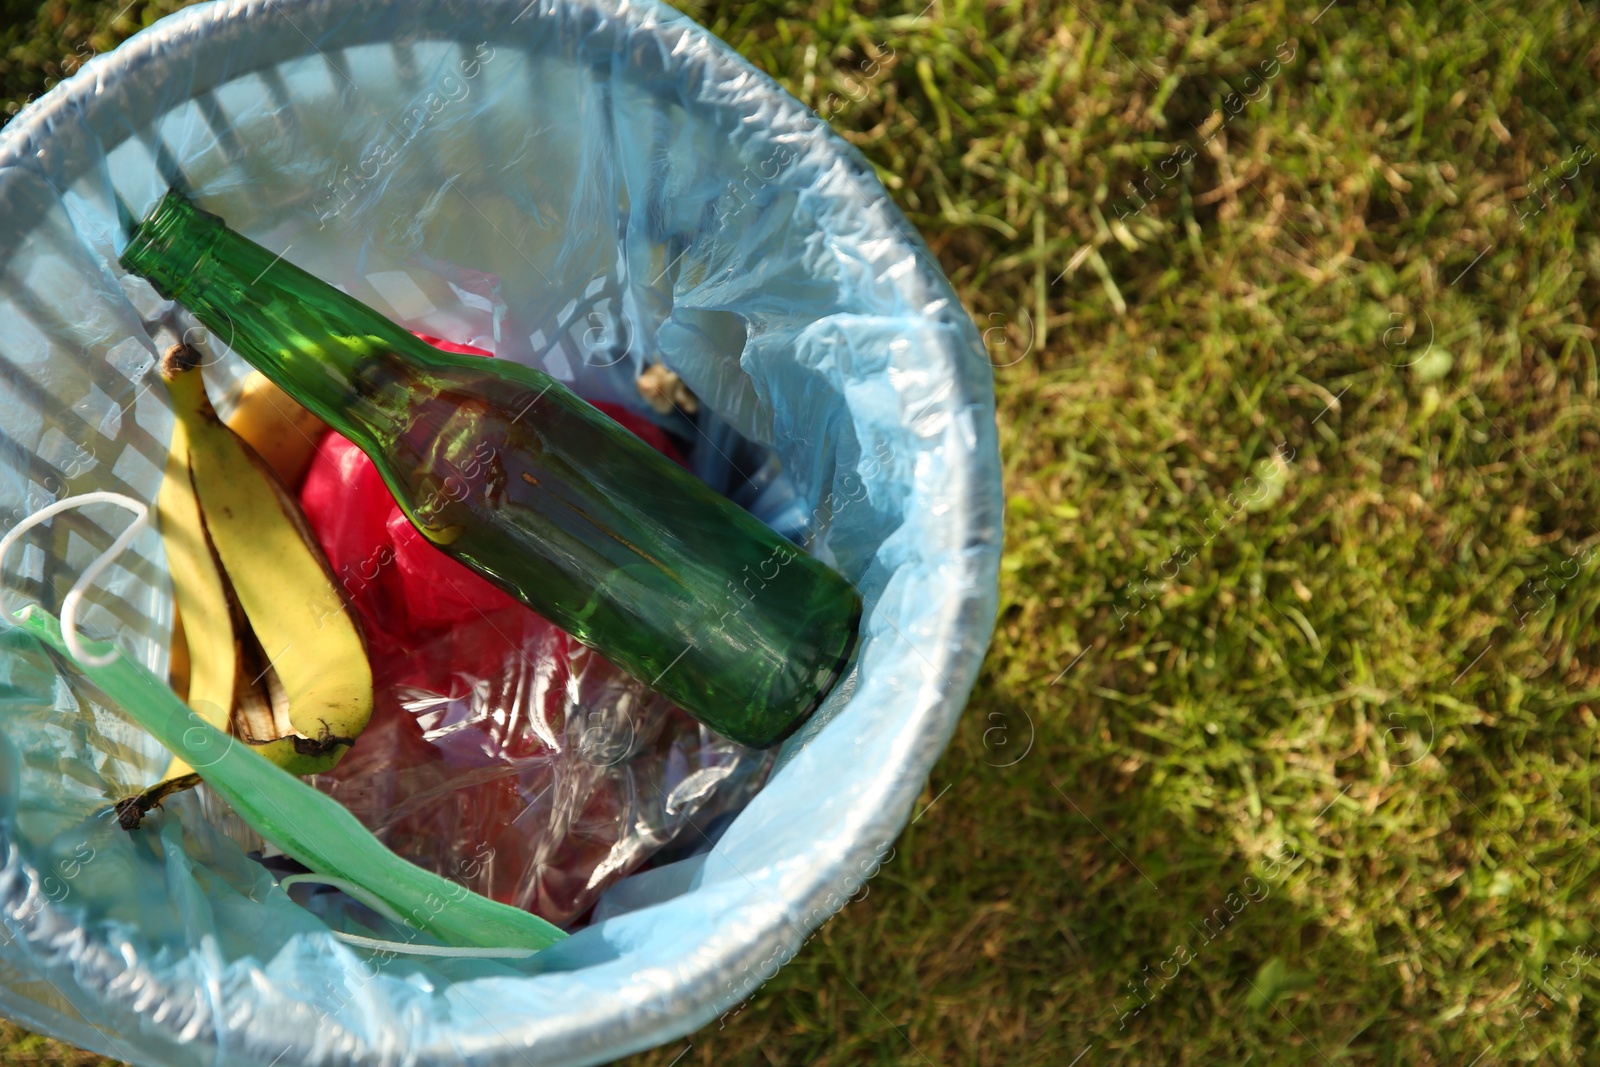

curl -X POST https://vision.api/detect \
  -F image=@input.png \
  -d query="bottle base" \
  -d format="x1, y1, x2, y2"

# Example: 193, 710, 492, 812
748, 600, 864, 750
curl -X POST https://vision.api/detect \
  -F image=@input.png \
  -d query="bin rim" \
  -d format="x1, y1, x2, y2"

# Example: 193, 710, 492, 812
0, 0, 1004, 1063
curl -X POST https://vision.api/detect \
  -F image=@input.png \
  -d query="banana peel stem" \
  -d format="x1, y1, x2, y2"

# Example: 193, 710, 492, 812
115, 773, 203, 831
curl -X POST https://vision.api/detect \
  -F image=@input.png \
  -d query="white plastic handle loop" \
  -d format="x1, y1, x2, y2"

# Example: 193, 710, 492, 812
0, 491, 150, 667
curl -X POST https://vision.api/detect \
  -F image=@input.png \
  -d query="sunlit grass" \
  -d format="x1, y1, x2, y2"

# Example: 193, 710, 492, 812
6, 1, 1600, 1064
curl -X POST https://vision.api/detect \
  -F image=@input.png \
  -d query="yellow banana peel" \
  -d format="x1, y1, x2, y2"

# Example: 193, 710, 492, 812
129, 345, 371, 825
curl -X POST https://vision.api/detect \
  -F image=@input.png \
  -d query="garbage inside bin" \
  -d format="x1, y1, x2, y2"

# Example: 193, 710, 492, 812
122, 188, 865, 750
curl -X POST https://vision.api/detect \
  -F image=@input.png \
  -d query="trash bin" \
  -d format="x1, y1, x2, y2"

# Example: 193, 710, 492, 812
0, 0, 1002, 1063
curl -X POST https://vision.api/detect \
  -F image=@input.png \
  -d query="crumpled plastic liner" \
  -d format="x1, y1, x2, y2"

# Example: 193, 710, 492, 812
309, 602, 770, 928
0, 1, 1002, 1065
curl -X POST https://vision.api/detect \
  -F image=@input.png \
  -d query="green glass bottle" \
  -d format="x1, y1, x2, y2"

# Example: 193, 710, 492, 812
120, 190, 860, 748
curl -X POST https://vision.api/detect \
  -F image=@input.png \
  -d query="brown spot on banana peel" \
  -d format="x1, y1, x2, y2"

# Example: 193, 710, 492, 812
238, 731, 354, 758
289, 733, 356, 757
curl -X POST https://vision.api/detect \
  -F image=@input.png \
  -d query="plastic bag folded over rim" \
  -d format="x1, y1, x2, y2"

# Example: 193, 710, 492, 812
0, 0, 1002, 1064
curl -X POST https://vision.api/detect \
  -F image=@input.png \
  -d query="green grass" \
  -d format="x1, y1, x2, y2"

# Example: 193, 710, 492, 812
7, 0, 1600, 1063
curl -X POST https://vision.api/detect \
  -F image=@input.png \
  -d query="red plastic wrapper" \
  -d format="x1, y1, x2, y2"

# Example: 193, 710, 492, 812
289, 336, 766, 926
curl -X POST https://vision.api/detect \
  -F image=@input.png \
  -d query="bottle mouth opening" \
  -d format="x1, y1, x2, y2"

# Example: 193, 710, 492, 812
119, 189, 224, 301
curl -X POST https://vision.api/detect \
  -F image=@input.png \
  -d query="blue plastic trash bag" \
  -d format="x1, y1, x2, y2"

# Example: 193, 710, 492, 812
0, 0, 1002, 1063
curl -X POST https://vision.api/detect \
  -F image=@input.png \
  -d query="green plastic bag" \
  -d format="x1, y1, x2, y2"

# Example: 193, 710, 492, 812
2, 492, 565, 957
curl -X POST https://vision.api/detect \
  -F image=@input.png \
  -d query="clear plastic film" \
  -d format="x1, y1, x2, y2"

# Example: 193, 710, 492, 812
0, 0, 1003, 1064
309, 607, 771, 927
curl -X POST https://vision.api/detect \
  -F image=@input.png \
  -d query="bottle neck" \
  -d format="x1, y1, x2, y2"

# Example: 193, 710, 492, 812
120, 192, 419, 442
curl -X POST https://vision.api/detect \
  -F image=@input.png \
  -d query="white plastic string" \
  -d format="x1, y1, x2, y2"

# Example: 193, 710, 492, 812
330, 930, 540, 960
0, 492, 150, 667
277, 873, 408, 926
278, 874, 539, 958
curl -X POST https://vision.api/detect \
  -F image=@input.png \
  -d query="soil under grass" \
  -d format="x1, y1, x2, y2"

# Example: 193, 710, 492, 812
5, 1, 1600, 1064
